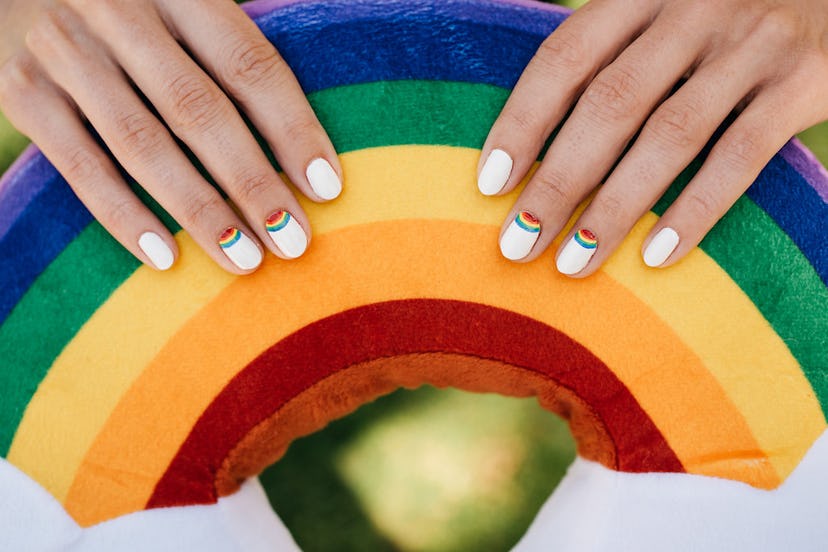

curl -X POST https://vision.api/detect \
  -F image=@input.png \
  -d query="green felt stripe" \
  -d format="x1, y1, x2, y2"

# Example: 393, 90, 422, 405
1, 80, 826, 456
654, 164, 828, 412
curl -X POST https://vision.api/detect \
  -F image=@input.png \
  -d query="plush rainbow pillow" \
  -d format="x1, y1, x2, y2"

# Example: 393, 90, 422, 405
1, 0, 827, 550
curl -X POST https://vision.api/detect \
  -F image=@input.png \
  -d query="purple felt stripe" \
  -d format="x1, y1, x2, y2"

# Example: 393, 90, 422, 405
242, 0, 569, 20
780, 139, 828, 203
0, 146, 56, 243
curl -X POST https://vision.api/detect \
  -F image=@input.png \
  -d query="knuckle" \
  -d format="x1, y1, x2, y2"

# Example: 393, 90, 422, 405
718, 126, 763, 170
233, 170, 275, 204
63, 147, 104, 182
502, 107, 544, 134
685, 187, 721, 220
581, 65, 643, 121
646, 101, 705, 150
0, 55, 37, 101
282, 115, 319, 144
535, 27, 589, 75
752, 7, 801, 46
166, 73, 225, 133
532, 167, 573, 206
102, 196, 142, 226
222, 35, 284, 89
592, 192, 628, 221
179, 190, 227, 229
115, 112, 165, 161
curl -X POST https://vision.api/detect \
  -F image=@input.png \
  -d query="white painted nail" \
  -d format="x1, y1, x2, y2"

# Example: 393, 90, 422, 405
643, 227, 680, 268
266, 210, 308, 259
306, 158, 342, 200
500, 211, 541, 260
138, 232, 174, 271
478, 149, 513, 196
218, 227, 262, 270
556, 229, 598, 275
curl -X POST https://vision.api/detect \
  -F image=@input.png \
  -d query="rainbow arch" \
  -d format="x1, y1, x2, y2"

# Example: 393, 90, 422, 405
0, 0, 826, 528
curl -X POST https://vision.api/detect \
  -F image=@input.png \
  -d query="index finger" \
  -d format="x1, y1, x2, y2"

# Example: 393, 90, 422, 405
158, 0, 343, 202
477, 0, 659, 197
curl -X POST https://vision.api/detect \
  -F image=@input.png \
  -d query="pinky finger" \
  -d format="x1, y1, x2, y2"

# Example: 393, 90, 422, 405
641, 91, 796, 268
0, 55, 178, 271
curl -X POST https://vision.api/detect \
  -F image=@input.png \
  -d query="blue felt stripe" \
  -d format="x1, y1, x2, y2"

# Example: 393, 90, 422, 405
747, 156, 828, 284
0, 174, 93, 325
256, 0, 563, 93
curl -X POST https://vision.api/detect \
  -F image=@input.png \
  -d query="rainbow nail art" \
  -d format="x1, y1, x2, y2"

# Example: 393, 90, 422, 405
218, 227, 262, 270
500, 211, 542, 261
265, 211, 308, 259
219, 227, 242, 249
515, 211, 541, 233
557, 228, 599, 275
265, 211, 291, 233
574, 229, 598, 249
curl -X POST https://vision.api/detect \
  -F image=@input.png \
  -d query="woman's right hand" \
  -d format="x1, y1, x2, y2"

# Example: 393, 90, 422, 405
0, 0, 342, 273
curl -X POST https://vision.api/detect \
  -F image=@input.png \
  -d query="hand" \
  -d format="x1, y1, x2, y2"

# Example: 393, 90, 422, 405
0, 0, 342, 273
479, 0, 828, 276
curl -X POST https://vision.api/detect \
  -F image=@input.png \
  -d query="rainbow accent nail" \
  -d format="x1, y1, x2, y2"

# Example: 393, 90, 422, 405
557, 229, 599, 275
515, 211, 541, 233
574, 229, 598, 249
266, 211, 291, 233
219, 227, 242, 249
500, 211, 542, 261
218, 227, 262, 270
265, 211, 308, 259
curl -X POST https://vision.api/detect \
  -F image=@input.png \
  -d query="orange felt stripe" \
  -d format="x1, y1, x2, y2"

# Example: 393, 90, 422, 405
214, 352, 616, 498
64, 221, 771, 525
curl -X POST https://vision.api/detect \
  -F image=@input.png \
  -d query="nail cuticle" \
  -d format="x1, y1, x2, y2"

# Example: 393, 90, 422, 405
265, 210, 308, 259
219, 227, 262, 270
500, 210, 541, 261
556, 228, 598, 275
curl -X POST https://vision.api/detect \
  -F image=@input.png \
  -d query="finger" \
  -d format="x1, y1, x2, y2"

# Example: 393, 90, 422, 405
0, 53, 177, 271
477, 0, 661, 197
26, 6, 264, 273
555, 38, 773, 276
499, 11, 709, 266
74, 2, 317, 258
642, 89, 797, 269
158, 0, 342, 204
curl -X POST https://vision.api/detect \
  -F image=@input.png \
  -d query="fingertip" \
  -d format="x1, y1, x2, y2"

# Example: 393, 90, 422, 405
264, 209, 310, 260
478, 148, 514, 196
218, 226, 263, 272
642, 227, 680, 268
306, 157, 342, 201
138, 231, 176, 271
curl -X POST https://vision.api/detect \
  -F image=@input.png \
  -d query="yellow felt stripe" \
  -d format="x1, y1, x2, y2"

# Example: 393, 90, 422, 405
6, 247, 234, 501
602, 217, 825, 479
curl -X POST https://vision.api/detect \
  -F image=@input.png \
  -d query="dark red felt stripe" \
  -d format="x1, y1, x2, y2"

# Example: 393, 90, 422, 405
148, 299, 683, 508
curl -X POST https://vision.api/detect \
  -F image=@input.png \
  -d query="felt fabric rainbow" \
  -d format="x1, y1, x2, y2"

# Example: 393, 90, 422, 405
0, 0, 827, 549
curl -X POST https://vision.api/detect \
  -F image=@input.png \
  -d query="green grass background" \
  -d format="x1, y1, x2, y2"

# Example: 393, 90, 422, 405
1, 1, 827, 550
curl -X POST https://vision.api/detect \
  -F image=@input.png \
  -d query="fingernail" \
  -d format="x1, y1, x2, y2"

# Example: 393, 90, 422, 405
306, 158, 342, 200
556, 229, 598, 275
266, 210, 308, 259
500, 211, 541, 260
478, 149, 513, 196
138, 232, 174, 271
643, 227, 679, 268
219, 227, 262, 270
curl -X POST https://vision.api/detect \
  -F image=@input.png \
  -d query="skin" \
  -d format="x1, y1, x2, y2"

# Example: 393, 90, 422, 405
0, 0, 342, 274
481, 0, 828, 276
